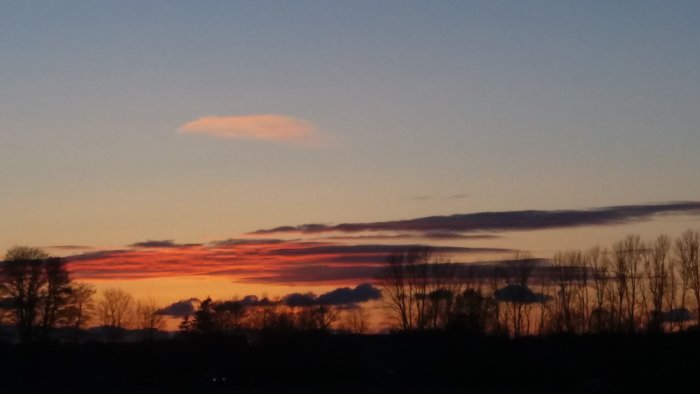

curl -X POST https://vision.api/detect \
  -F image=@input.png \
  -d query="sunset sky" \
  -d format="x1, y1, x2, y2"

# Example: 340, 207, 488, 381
1, 1, 699, 306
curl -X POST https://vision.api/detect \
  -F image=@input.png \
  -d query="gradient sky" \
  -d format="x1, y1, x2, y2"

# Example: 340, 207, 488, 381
1, 1, 699, 303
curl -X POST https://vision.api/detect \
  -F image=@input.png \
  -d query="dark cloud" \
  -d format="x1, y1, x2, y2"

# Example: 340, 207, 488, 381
317, 283, 381, 305
130, 240, 201, 248
269, 244, 507, 256
130, 240, 177, 248
167, 284, 382, 317
494, 284, 549, 304
251, 202, 700, 235
240, 295, 274, 307
257, 224, 329, 234
210, 238, 290, 246
662, 308, 693, 323
318, 233, 499, 241
446, 193, 469, 200
422, 232, 498, 240
318, 234, 415, 241
283, 293, 317, 307
67, 249, 132, 262
157, 298, 199, 317
281, 284, 382, 307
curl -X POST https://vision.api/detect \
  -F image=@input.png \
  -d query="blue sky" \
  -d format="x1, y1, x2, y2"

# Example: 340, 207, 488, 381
1, 0, 699, 253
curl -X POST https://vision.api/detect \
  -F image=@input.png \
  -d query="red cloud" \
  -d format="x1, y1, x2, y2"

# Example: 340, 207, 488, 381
65, 240, 508, 285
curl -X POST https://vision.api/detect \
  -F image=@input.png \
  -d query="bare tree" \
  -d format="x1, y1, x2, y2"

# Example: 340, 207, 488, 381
665, 250, 681, 330
676, 230, 700, 327
243, 297, 288, 331
214, 300, 248, 331
576, 251, 591, 332
136, 297, 166, 331
380, 246, 462, 331
40, 257, 72, 337
488, 265, 507, 335
381, 251, 412, 330
551, 250, 584, 334
587, 246, 611, 332
380, 247, 435, 330
340, 306, 370, 334
644, 235, 671, 332
502, 252, 536, 337
449, 288, 497, 334
63, 283, 96, 330
424, 256, 462, 330
408, 247, 432, 330
96, 288, 133, 328
313, 305, 338, 330
612, 235, 644, 332
536, 262, 552, 336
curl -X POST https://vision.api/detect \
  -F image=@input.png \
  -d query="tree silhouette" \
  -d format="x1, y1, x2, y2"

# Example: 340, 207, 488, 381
96, 288, 133, 328
676, 230, 700, 327
40, 257, 72, 338
63, 282, 96, 330
213, 300, 247, 332
492, 252, 541, 336
447, 288, 495, 334
340, 306, 370, 333
0, 247, 81, 342
380, 246, 458, 331
182, 297, 217, 333
136, 297, 166, 331
644, 235, 671, 333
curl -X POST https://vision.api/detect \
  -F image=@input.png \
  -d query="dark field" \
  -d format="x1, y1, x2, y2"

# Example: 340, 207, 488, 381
1, 332, 698, 393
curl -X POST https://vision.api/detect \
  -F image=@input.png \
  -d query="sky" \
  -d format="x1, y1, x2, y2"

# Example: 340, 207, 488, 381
1, 1, 699, 305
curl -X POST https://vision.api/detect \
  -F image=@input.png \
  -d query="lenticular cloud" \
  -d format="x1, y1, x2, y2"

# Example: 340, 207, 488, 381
179, 114, 317, 144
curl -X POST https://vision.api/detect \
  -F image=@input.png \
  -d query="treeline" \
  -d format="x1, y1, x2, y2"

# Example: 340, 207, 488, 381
0, 247, 171, 342
382, 230, 700, 337
178, 295, 371, 335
